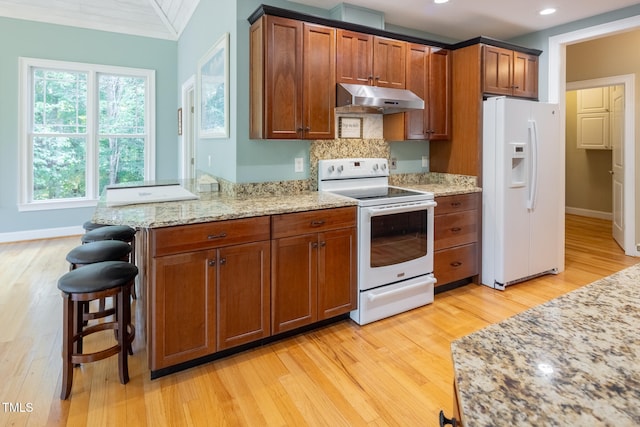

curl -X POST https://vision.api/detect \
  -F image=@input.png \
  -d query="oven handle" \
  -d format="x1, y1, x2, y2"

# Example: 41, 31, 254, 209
363, 200, 437, 217
367, 276, 437, 302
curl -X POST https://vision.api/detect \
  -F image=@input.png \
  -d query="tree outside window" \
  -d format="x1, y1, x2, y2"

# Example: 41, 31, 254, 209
20, 58, 155, 210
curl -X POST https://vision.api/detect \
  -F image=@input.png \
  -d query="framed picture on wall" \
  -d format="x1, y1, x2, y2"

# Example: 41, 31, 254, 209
197, 32, 229, 138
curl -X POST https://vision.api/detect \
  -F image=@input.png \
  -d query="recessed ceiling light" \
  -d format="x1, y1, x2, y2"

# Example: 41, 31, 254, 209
540, 8, 556, 15
434, 0, 449, 4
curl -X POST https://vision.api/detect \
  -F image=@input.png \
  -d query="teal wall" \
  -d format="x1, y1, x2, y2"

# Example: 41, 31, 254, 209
0, 17, 177, 234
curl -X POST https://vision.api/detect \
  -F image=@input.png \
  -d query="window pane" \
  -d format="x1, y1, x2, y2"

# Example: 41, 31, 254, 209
32, 136, 86, 200
99, 137, 145, 191
99, 75, 145, 134
33, 69, 87, 134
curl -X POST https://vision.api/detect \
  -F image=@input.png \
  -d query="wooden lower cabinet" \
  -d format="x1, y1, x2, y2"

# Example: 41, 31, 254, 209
149, 217, 271, 371
151, 250, 216, 370
271, 207, 357, 334
434, 193, 481, 287
148, 208, 357, 372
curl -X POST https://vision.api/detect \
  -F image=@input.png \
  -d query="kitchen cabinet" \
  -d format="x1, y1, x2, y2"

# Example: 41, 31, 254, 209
149, 217, 271, 371
483, 45, 538, 99
430, 40, 540, 178
250, 15, 335, 140
383, 44, 451, 141
336, 29, 406, 89
271, 207, 357, 334
433, 193, 480, 287
576, 86, 611, 149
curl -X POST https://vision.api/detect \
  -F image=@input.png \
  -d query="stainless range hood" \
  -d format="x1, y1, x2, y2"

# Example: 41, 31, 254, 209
335, 83, 424, 114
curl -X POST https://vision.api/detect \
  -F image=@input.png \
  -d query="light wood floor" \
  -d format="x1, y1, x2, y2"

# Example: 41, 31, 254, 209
0, 215, 637, 427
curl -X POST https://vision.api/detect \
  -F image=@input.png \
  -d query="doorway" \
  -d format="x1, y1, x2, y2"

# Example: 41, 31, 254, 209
565, 78, 630, 250
549, 20, 639, 257
180, 76, 196, 180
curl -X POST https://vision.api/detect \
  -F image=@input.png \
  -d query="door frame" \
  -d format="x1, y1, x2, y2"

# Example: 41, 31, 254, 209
566, 76, 634, 252
180, 75, 196, 180
549, 16, 640, 257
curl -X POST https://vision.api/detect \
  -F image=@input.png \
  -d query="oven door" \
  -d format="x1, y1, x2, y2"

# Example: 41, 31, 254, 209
359, 200, 436, 291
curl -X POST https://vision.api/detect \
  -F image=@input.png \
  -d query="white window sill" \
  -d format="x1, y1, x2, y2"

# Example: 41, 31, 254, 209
18, 199, 99, 212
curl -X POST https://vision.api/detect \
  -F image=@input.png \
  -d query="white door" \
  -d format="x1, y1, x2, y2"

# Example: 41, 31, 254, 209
180, 77, 196, 180
610, 84, 625, 248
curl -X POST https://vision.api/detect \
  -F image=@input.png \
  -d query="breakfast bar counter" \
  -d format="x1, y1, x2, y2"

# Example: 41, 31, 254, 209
451, 263, 640, 426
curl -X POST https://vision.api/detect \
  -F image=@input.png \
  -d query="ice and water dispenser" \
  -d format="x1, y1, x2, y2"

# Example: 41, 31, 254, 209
509, 142, 526, 187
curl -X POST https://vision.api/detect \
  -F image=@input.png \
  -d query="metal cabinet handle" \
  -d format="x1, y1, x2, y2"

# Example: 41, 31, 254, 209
319, 241, 326, 247
207, 232, 227, 240
450, 261, 462, 267
311, 220, 325, 227
208, 260, 216, 267
450, 202, 462, 208
311, 242, 319, 248
451, 227, 462, 233
219, 258, 226, 265
439, 410, 458, 427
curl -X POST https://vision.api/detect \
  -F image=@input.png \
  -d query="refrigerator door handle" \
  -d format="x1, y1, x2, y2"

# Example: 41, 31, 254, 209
527, 119, 538, 210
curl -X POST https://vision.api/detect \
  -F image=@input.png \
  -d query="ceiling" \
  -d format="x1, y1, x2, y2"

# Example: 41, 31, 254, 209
0, 0, 637, 41
0, 0, 201, 40
292, 0, 640, 41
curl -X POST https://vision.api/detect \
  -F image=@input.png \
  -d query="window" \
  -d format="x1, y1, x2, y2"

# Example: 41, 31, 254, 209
19, 58, 155, 210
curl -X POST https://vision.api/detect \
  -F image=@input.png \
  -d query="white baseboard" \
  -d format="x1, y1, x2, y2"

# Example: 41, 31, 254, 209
565, 206, 613, 221
0, 226, 84, 243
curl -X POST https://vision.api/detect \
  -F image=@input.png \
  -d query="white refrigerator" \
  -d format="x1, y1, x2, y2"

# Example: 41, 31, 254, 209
482, 96, 564, 290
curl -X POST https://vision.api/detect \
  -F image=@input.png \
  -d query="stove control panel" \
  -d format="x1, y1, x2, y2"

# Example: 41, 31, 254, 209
318, 158, 389, 181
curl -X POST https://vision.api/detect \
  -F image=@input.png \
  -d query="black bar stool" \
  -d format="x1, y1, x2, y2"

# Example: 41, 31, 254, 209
58, 261, 137, 400
81, 225, 138, 298
66, 240, 133, 329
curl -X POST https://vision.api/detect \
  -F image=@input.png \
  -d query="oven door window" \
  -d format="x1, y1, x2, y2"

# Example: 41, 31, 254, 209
370, 210, 428, 267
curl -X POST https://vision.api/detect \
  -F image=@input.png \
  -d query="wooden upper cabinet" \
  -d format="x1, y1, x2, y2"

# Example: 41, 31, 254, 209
336, 30, 373, 85
384, 44, 450, 141
512, 50, 538, 99
482, 45, 538, 99
303, 23, 336, 140
336, 29, 405, 88
250, 15, 335, 140
373, 36, 406, 88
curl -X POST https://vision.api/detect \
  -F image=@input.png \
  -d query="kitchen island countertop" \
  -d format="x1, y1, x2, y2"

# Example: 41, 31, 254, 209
452, 263, 640, 426
93, 178, 480, 228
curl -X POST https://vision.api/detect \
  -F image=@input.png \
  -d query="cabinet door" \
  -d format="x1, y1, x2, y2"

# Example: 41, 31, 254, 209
336, 29, 373, 85
428, 48, 451, 140
271, 234, 318, 334
303, 23, 335, 140
151, 251, 216, 370
317, 227, 357, 320
264, 16, 303, 139
373, 37, 406, 88
217, 241, 271, 351
405, 43, 429, 140
512, 51, 538, 99
482, 45, 513, 96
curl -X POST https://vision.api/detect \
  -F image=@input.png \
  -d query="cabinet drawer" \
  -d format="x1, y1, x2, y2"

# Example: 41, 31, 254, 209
272, 207, 356, 239
151, 216, 271, 257
434, 243, 478, 286
435, 193, 479, 215
434, 210, 478, 251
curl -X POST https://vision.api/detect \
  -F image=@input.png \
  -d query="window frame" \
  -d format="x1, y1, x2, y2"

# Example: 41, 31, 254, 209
18, 57, 156, 211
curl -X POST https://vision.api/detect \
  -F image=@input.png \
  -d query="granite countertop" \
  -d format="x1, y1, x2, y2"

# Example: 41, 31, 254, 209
93, 175, 481, 228
93, 188, 358, 228
451, 263, 640, 426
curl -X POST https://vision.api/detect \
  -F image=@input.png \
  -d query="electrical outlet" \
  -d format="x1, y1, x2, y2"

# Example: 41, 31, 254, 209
421, 156, 428, 168
294, 157, 304, 173
390, 158, 397, 169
